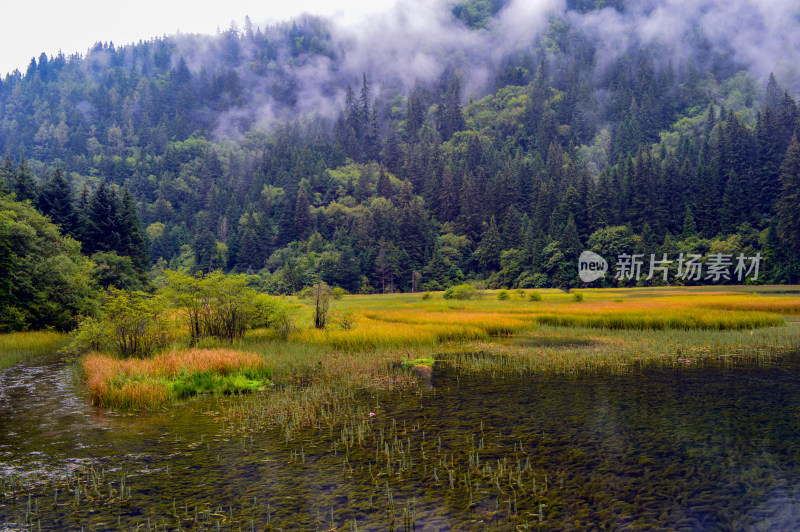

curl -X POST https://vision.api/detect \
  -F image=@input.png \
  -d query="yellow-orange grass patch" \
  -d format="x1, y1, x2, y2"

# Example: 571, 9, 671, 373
82, 348, 267, 409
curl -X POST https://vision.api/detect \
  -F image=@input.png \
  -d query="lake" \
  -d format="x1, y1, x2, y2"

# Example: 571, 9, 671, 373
3, 351, 800, 530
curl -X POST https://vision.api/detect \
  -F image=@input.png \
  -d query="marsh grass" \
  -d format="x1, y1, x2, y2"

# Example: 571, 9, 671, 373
81, 286, 800, 413
82, 348, 271, 409
0, 331, 68, 370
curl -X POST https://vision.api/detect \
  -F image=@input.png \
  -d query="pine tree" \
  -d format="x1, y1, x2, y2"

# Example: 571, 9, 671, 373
720, 170, 746, 233
37, 166, 77, 236
406, 88, 425, 141
377, 168, 393, 199
294, 187, 312, 239
682, 207, 697, 238
119, 187, 150, 277
85, 182, 121, 255
13, 156, 38, 203
777, 136, 800, 259
475, 217, 502, 271
438, 166, 457, 222
0, 154, 14, 194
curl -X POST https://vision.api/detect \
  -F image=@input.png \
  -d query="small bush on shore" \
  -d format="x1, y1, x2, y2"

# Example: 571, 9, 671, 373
443, 284, 477, 300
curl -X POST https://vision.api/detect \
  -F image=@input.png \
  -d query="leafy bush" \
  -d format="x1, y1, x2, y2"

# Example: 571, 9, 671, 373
332, 287, 347, 299
297, 286, 313, 299
528, 291, 543, 302
161, 270, 262, 342
443, 284, 477, 300
251, 293, 297, 339
572, 292, 584, 302
332, 310, 357, 330
497, 290, 510, 301
71, 288, 169, 357
422, 292, 432, 300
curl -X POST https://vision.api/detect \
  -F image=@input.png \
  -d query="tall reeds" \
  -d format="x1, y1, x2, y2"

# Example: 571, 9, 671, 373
82, 348, 270, 409
0, 331, 68, 370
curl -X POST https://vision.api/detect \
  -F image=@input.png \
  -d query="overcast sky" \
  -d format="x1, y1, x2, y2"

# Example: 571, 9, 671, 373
1, 0, 397, 76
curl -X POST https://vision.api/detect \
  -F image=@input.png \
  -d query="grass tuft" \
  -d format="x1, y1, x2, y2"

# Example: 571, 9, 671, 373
82, 348, 271, 409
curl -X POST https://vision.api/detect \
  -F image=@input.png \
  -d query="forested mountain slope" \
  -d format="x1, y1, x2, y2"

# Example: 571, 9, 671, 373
1, 0, 799, 293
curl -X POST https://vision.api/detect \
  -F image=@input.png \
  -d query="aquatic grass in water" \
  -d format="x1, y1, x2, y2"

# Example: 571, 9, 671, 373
0, 331, 68, 370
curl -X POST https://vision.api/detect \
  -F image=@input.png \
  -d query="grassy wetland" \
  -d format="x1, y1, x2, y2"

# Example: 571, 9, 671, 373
2, 285, 800, 529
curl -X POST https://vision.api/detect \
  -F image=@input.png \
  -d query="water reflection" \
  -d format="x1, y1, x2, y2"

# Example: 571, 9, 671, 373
2, 352, 800, 529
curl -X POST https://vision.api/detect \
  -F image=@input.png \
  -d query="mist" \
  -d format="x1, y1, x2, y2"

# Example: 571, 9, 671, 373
59, 0, 800, 139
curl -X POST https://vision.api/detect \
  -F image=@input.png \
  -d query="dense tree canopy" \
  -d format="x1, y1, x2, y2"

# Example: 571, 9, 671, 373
0, 194, 98, 331
0, 0, 798, 324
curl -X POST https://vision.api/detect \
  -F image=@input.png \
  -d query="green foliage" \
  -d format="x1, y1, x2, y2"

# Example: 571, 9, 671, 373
452, 0, 505, 29
572, 292, 584, 302
422, 292, 432, 300
72, 288, 168, 358
0, 15, 798, 302
331, 310, 357, 330
497, 290, 510, 301
0, 194, 98, 332
443, 284, 477, 300
91, 251, 145, 290
332, 286, 347, 299
250, 293, 297, 339
161, 270, 285, 342
168, 371, 271, 398
528, 291, 543, 302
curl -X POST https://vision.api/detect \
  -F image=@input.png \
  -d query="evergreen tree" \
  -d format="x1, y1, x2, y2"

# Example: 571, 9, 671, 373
377, 168, 393, 199
119, 187, 150, 277
85, 182, 121, 255
13, 156, 38, 203
0, 154, 14, 194
474, 216, 502, 271
37, 166, 77, 236
777, 136, 800, 259
294, 186, 313, 240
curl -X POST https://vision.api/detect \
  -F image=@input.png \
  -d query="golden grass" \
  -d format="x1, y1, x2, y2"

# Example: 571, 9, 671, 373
81, 286, 800, 415
0, 331, 69, 370
284, 289, 793, 351
82, 348, 269, 409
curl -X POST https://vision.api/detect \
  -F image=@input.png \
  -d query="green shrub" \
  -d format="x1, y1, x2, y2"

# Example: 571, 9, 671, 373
332, 310, 357, 330
421, 292, 432, 300
572, 292, 584, 302
331, 287, 347, 300
161, 270, 269, 342
443, 284, 477, 300
297, 286, 313, 299
251, 293, 297, 339
528, 291, 542, 302
497, 290, 510, 301
71, 288, 168, 358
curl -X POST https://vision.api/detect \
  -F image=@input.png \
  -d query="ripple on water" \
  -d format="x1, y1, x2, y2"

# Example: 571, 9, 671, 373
2, 351, 800, 529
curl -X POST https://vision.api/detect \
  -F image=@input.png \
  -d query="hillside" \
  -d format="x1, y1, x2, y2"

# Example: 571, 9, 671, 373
1, 0, 799, 295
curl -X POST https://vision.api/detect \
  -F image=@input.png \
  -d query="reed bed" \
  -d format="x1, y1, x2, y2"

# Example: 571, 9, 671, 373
82, 348, 271, 409
0, 331, 68, 370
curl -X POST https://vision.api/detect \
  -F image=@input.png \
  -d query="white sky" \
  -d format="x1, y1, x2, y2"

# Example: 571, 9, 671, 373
1, 0, 397, 76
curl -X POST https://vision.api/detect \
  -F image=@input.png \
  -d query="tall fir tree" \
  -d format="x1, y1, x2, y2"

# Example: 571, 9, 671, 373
85, 182, 121, 255
37, 166, 77, 236
13, 156, 38, 204
777, 136, 800, 260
